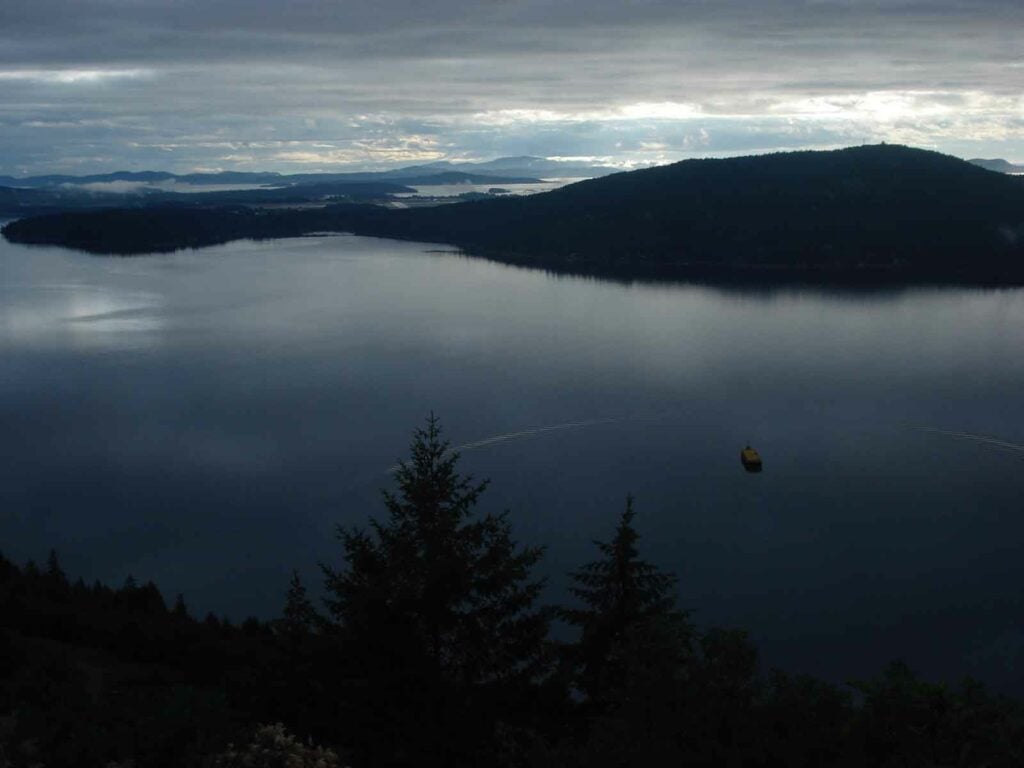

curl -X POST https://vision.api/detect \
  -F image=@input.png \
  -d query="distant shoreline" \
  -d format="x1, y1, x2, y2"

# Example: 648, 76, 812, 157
5, 216, 1022, 288
5, 144, 1024, 286
6, 208, 1024, 287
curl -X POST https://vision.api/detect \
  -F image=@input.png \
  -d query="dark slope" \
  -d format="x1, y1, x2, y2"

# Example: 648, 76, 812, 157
338, 144, 1024, 275
6, 145, 1024, 281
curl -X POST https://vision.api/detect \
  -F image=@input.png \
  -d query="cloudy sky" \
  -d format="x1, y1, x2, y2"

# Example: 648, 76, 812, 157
1, 0, 1021, 175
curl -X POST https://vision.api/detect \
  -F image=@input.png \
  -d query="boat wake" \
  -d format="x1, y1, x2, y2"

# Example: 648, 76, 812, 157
384, 420, 1024, 476
454, 417, 623, 452
910, 426, 1024, 456
385, 416, 633, 474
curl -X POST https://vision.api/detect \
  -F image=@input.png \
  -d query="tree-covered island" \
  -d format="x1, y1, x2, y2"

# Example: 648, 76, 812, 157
4, 144, 1024, 284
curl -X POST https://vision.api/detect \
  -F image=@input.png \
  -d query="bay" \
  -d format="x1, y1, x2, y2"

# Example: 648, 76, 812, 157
2, 233, 1023, 692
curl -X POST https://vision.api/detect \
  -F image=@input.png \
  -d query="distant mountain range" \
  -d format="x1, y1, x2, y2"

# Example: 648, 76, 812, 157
0, 170, 186, 188
0, 169, 543, 189
968, 158, 1024, 174
0, 155, 616, 193
373, 156, 622, 180
0, 161, 565, 218
0, 156, 622, 218
0, 179, 419, 219
7, 145, 1024, 283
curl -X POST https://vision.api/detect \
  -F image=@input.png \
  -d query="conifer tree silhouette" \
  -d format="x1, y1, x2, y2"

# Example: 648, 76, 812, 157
322, 413, 550, 765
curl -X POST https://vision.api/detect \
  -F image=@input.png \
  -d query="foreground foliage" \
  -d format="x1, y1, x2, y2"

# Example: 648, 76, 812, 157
3, 415, 1024, 767
320, 414, 550, 765
210, 723, 344, 768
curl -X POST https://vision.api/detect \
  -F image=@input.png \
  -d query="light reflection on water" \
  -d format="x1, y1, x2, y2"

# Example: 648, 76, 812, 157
2, 234, 1024, 692
0, 282, 165, 347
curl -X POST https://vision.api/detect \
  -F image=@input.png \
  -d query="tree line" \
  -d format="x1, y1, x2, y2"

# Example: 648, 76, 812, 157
3, 415, 1024, 767
7, 145, 1024, 285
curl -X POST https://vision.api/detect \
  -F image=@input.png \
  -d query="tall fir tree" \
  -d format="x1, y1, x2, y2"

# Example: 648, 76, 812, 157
563, 495, 692, 705
173, 592, 189, 618
279, 569, 319, 638
321, 414, 551, 765
44, 548, 69, 598
45, 549, 64, 581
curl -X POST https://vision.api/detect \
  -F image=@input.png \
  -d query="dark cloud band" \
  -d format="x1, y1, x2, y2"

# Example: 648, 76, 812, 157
1, 0, 1021, 173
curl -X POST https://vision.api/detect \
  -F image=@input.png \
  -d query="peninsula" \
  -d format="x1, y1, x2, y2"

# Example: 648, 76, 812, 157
5, 145, 1024, 282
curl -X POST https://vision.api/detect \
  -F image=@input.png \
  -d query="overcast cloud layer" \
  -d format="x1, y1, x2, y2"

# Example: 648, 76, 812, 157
1, 0, 1022, 174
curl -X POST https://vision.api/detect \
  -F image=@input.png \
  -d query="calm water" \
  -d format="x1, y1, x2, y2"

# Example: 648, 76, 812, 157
2, 233, 1024, 691
396, 178, 584, 198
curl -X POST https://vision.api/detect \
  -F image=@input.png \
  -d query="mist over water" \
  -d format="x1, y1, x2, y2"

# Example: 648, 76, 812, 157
2, 234, 1024, 692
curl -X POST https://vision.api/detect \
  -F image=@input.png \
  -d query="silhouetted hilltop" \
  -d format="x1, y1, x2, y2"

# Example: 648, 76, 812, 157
345, 144, 1024, 274
6, 145, 1024, 281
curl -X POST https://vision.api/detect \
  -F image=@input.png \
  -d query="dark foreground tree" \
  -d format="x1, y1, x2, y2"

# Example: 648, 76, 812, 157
322, 414, 551, 766
278, 570, 319, 641
849, 661, 1024, 767
564, 495, 692, 705
560, 496, 696, 766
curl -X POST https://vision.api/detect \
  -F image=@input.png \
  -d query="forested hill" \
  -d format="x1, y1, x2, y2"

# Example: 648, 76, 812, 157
346, 144, 1024, 277
6, 145, 1024, 281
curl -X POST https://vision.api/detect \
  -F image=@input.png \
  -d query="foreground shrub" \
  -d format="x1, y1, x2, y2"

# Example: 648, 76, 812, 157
210, 723, 344, 768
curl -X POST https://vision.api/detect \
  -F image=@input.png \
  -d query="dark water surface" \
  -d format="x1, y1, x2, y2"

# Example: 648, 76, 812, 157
3, 234, 1024, 691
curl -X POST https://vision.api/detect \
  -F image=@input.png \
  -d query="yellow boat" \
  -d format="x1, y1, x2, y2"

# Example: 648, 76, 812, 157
740, 445, 762, 472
